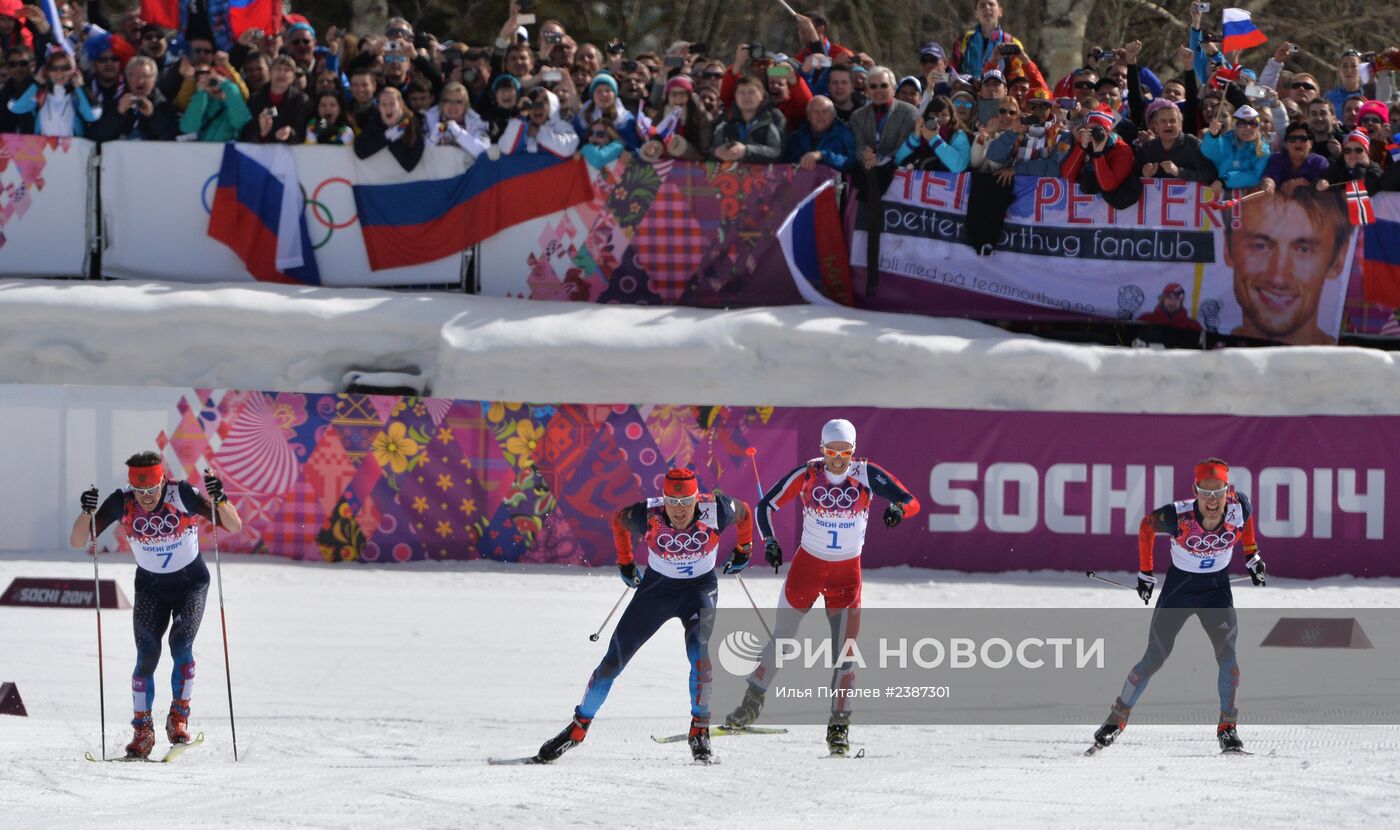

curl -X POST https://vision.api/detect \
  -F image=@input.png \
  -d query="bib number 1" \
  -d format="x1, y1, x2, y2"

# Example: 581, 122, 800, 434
827, 531, 840, 550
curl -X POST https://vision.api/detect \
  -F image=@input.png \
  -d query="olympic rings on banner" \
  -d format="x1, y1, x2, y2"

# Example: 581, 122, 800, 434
132, 514, 181, 537
199, 175, 358, 251
811, 485, 861, 510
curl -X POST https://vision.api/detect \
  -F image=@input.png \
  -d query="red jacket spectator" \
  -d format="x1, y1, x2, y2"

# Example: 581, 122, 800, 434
1061, 110, 1141, 210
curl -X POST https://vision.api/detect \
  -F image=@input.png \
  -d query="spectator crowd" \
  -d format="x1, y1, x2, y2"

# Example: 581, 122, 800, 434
3, 0, 1398, 194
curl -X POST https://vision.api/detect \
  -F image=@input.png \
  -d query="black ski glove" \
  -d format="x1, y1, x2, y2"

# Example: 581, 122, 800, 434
618, 562, 642, 588
203, 472, 227, 505
764, 537, 783, 572
884, 502, 905, 527
1245, 554, 1266, 586
80, 486, 99, 514
1136, 571, 1156, 605
723, 543, 752, 575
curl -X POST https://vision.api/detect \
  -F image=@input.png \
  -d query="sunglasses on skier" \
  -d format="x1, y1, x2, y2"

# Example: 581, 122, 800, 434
1194, 484, 1229, 499
131, 481, 165, 496
821, 445, 855, 459
663, 494, 698, 506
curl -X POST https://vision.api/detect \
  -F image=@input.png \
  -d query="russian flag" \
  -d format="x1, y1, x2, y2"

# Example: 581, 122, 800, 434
353, 153, 594, 271
139, 0, 180, 30
776, 179, 855, 306
1362, 196, 1400, 307
228, 0, 281, 38
207, 144, 321, 285
39, 0, 71, 54
1221, 9, 1268, 53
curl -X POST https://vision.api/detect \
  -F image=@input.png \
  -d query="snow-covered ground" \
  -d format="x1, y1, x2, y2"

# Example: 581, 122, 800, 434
5, 279, 1400, 414
3, 554, 1398, 829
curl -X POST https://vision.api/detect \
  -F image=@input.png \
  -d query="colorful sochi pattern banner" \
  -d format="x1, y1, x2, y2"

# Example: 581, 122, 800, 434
83, 389, 1398, 578
0, 135, 91, 277
476, 157, 845, 307
853, 171, 1361, 346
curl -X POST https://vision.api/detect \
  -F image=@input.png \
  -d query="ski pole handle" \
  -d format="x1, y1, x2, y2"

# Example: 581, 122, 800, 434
745, 447, 781, 573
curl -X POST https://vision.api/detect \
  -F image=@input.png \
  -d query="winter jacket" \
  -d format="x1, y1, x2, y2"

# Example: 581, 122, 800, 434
241, 86, 312, 144
424, 105, 490, 160
1061, 136, 1141, 210
178, 79, 252, 141
895, 127, 971, 172
1134, 134, 1218, 183
354, 112, 426, 172
1201, 131, 1269, 188
498, 90, 580, 158
983, 124, 1068, 177
582, 140, 626, 169
1321, 157, 1384, 195
572, 102, 644, 151
7, 81, 102, 136
709, 104, 786, 163
111, 91, 179, 141
787, 119, 856, 171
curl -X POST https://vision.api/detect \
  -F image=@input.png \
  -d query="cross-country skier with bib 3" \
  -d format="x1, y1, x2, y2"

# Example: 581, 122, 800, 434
535, 468, 753, 764
69, 451, 242, 759
1089, 457, 1266, 756
723, 419, 920, 756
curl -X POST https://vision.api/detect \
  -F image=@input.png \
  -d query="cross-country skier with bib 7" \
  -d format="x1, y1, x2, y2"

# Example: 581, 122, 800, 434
70, 451, 241, 760
723, 418, 920, 756
1088, 457, 1266, 756
532, 468, 753, 765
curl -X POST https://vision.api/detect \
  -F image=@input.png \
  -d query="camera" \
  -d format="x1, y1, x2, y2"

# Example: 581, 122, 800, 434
1089, 125, 1108, 142
544, 31, 563, 45
924, 117, 941, 131
1289, 44, 1299, 55
384, 40, 402, 54
1021, 115, 1040, 126
607, 41, 626, 54
1087, 47, 1108, 62
811, 54, 832, 69
1201, 33, 1222, 43
748, 43, 766, 61
1194, 2, 1210, 12
998, 43, 1021, 57
461, 66, 479, 82
541, 69, 563, 84
689, 43, 708, 55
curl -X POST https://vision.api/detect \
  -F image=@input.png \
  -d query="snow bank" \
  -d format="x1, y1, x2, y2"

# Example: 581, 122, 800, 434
2, 279, 1399, 415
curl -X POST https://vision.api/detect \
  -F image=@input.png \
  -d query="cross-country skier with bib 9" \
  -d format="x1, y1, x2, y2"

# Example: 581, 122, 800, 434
1089, 457, 1267, 755
535, 468, 753, 764
69, 451, 242, 759
723, 418, 920, 756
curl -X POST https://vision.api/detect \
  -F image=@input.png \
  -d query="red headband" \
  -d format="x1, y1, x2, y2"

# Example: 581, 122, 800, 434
1194, 461, 1229, 484
128, 462, 164, 488
663, 468, 699, 498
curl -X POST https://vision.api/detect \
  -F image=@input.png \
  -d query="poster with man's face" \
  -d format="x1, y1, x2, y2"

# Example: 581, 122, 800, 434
855, 173, 1358, 345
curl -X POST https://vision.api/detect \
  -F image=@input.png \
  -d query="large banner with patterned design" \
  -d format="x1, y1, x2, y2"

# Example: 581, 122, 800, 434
0, 135, 92, 277
22, 385, 1396, 578
477, 157, 840, 306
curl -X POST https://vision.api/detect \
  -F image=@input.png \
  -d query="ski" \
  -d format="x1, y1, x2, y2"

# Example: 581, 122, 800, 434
86, 732, 205, 763
651, 726, 788, 744
1084, 742, 1111, 757
1221, 748, 1253, 756
487, 755, 549, 766
825, 747, 866, 759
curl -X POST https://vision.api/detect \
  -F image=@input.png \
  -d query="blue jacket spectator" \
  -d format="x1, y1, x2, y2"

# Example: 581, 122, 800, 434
786, 96, 854, 171
573, 74, 644, 152
1202, 106, 1270, 188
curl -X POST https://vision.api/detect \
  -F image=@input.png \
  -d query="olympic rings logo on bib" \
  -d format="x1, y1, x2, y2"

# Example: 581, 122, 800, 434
654, 531, 710, 555
1183, 531, 1237, 553
811, 485, 861, 510
132, 514, 181, 537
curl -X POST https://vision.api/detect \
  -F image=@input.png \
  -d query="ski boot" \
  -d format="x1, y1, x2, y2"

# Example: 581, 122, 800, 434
723, 684, 766, 730
125, 712, 155, 759
1091, 698, 1132, 750
1217, 718, 1245, 754
826, 712, 851, 757
688, 718, 713, 764
166, 699, 192, 744
536, 709, 591, 763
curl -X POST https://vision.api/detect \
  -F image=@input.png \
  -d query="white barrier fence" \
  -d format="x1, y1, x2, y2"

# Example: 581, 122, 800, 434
0, 135, 93, 278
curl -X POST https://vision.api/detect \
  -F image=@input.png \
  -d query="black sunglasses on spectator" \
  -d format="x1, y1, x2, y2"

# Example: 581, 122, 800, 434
1291, 82, 1316, 90
1237, 119, 1260, 127
387, 28, 412, 39
291, 38, 313, 46
868, 82, 891, 89
702, 70, 724, 79
96, 54, 120, 63
1343, 147, 1368, 155
589, 130, 608, 138
1360, 116, 1384, 126
999, 108, 1017, 115
1285, 134, 1311, 143
9, 60, 32, 67
49, 64, 73, 72
1073, 81, 1095, 89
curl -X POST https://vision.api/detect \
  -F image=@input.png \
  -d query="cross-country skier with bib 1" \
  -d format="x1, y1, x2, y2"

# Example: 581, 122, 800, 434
535, 468, 753, 764
723, 418, 920, 756
69, 451, 242, 760
1089, 457, 1266, 756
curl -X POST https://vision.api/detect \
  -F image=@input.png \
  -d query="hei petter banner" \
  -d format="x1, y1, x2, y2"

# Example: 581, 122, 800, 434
854, 171, 1360, 346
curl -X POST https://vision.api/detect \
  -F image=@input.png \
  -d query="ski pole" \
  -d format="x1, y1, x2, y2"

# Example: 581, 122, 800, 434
1085, 571, 1134, 590
734, 574, 774, 641
206, 470, 238, 762
589, 585, 630, 642
88, 506, 106, 761
744, 447, 780, 574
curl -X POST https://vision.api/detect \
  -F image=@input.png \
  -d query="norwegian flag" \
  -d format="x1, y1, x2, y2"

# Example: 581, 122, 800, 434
1345, 180, 1374, 226
1211, 65, 1244, 89
1388, 142, 1400, 164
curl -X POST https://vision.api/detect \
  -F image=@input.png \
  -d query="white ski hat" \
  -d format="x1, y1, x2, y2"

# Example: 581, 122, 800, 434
821, 418, 856, 446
